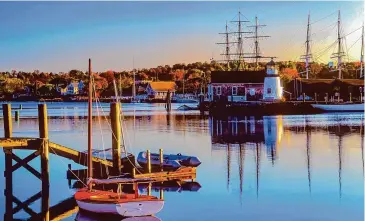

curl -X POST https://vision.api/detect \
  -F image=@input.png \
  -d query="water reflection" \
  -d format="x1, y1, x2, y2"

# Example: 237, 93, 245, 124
209, 115, 364, 200
76, 210, 161, 221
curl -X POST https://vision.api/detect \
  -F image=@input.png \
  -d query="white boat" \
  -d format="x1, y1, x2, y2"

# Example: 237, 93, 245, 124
75, 59, 164, 217
312, 103, 364, 112
137, 152, 202, 168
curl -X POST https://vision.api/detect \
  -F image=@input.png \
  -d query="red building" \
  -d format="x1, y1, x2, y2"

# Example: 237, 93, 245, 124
208, 70, 266, 102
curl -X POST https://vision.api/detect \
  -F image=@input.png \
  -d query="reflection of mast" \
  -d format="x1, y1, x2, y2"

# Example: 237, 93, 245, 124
338, 133, 343, 199
255, 143, 261, 198
361, 116, 364, 175
306, 129, 312, 195
238, 143, 245, 199
227, 143, 231, 191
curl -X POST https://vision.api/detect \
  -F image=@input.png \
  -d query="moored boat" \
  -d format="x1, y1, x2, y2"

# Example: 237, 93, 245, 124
74, 59, 164, 217
137, 152, 202, 169
312, 103, 364, 112
137, 152, 182, 169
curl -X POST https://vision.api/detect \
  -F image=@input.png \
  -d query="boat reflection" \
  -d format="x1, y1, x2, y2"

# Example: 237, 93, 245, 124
75, 210, 162, 221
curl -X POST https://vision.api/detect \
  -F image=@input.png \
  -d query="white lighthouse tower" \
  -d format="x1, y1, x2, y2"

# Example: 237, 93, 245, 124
263, 58, 283, 101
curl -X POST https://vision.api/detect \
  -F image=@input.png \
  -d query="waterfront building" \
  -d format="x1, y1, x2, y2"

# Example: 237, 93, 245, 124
207, 71, 265, 102
145, 81, 176, 99
58, 80, 84, 96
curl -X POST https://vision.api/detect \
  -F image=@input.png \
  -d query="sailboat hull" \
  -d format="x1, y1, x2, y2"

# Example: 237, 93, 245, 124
75, 189, 164, 217
77, 200, 164, 217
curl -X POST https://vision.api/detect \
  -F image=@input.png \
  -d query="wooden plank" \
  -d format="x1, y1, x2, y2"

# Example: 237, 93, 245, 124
49, 142, 112, 167
0, 138, 39, 149
11, 150, 40, 172
13, 191, 42, 214
12, 195, 37, 217
134, 167, 196, 181
11, 153, 42, 179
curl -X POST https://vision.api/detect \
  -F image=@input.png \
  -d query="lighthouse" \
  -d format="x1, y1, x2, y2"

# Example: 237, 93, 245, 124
263, 58, 283, 101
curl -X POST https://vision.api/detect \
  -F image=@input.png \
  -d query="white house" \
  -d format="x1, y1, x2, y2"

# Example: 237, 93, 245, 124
263, 59, 283, 101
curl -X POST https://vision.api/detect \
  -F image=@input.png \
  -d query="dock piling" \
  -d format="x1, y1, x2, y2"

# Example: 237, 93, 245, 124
350, 93, 352, 102
159, 148, 163, 171
15, 111, 19, 122
3, 104, 12, 138
147, 150, 151, 173
111, 103, 122, 175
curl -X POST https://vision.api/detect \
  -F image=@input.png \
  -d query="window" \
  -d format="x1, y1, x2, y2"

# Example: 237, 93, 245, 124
267, 88, 272, 94
232, 86, 238, 96
216, 86, 222, 95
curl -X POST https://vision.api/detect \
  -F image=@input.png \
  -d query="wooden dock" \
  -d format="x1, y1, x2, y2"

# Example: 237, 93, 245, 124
0, 103, 197, 220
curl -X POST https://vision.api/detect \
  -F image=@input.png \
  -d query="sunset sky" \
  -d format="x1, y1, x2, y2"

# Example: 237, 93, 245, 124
0, 1, 363, 72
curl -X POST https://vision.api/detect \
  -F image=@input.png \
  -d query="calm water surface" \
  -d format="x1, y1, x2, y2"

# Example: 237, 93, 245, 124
0, 102, 363, 221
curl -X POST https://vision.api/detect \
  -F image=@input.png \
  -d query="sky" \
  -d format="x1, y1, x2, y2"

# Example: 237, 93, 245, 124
0, 1, 363, 72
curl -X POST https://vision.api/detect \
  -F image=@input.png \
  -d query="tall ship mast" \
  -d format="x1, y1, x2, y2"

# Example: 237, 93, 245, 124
216, 11, 273, 71
330, 10, 345, 79
360, 22, 364, 78
301, 12, 312, 79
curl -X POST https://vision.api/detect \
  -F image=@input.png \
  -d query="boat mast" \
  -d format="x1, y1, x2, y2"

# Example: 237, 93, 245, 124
337, 10, 342, 79
301, 12, 312, 79
132, 57, 136, 100
246, 16, 270, 70
230, 11, 250, 71
88, 58, 93, 190
360, 22, 364, 78
217, 21, 231, 70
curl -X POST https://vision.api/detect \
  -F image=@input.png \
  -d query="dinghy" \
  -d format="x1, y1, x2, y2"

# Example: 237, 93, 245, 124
137, 152, 201, 169
312, 103, 364, 112
74, 59, 164, 217
137, 152, 182, 169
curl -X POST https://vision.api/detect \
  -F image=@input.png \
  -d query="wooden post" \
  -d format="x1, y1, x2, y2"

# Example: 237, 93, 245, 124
159, 188, 164, 200
2, 104, 12, 220
325, 93, 328, 104
147, 150, 151, 173
15, 110, 19, 121
147, 183, 151, 196
337, 93, 340, 103
132, 168, 136, 178
303, 93, 306, 102
38, 104, 49, 221
314, 93, 317, 103
159, 148, 163, 171
111, 103, 122, 175
4, 149, 13, 221
349, 93, 352, 102
19, 104, 22, 110
3, 104, 12, 138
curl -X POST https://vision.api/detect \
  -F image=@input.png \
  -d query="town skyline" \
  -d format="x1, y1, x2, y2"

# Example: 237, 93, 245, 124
0, 1, 363, 72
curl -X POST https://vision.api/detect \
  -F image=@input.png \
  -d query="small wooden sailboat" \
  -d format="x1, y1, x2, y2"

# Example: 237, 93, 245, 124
137, 151, 202, 169
74, 59, 164, 217
311, 103, 364, 112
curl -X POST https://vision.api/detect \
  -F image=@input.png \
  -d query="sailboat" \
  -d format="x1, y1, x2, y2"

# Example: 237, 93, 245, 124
74, 59, 164, 217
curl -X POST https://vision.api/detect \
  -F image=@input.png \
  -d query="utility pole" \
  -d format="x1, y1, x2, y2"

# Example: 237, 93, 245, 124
301, 12, 312, 79
246, 16, 270, 70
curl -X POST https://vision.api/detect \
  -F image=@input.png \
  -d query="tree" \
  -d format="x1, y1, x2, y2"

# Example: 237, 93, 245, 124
1, 78, 24, 95
310, 63, 323, 79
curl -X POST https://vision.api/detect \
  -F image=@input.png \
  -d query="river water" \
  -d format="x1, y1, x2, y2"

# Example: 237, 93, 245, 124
0, 102, 363, 221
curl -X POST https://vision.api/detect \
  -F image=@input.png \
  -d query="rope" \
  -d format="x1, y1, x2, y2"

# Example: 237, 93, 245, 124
310, 11, 337, 25
48, 143, 88, 188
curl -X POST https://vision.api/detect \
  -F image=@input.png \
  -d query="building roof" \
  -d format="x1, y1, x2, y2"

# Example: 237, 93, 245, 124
296, 78, 364, 86
211, 71, 266, 84
148, 81, 176, 92
69, 82, 79, 88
